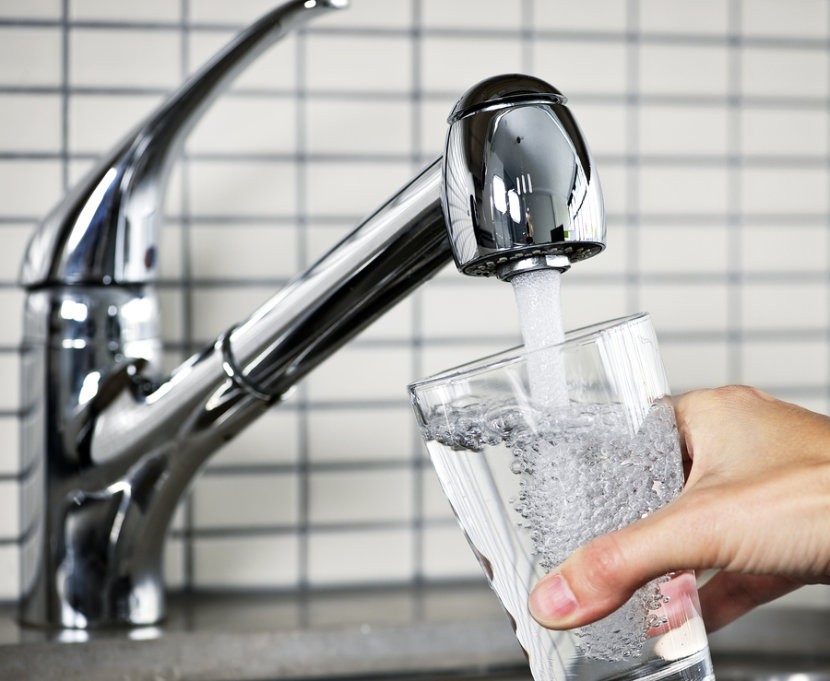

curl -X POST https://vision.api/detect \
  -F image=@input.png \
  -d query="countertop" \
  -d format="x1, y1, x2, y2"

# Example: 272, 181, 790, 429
1, 582, 829, 681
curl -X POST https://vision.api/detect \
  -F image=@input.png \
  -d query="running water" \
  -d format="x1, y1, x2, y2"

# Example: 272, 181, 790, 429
507, 269, 676, 662
510, 269, 568, 407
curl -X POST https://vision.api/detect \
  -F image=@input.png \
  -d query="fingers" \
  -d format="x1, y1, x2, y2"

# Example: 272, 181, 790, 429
697, 572, 801, 633
528, 491, 718, 630
528, 535, 634, 629
527, 390, 716, 630
528, 386, 827, 632
528, 514, 690, 629
528, 523, 803, 633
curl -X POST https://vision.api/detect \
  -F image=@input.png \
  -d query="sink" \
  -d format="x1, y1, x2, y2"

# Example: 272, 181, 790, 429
348, 657, 830, 681
227, 661, 830, 681
713, 656, 830, 681
1, 584, 828, 681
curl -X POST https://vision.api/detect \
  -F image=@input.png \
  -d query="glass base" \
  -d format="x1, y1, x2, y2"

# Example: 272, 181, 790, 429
600, 649, 715, 681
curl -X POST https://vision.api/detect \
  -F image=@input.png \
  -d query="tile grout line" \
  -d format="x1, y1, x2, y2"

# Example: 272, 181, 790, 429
625, 0, 641, 315
727, 0, 743, 386
180, 0, 197, 594
827, 1, 830, 416
295, 24, 311, 595
409, 0, 425, 587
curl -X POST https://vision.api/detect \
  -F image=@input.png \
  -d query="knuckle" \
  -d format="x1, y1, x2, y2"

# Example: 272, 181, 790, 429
712, 384, 770, 406
677, 386, 774, 441
578, 533, 627, 595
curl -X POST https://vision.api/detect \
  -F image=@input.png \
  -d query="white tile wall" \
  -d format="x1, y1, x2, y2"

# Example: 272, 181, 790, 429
640, 166, 731, 215
69, 29, 182, 89
190, 32, 298, 89
640, 44, 731, 97
307, 528, 413, 585
638, 105, 730, 157
742, 167, 829, 215
0, 2, 60, 20
306, 408, 413, 462
190, 0, 291, 25
639, 0, 729, 35
639, 225, 729, 275
535, 0, 626, 33
742, 46, 829, 98
193, 535, 299, 588
535, 39, 628, 97
642, 282, 730, 333
69, 94, 166, 153
741, 106, 829, 157
421, 526, 481, 580
1, 0, 830, 608
70, 0, 182, 23
0, 28, 62, 86
741, 224, 830, 273
187, 98, 297, 154
742, 0, 829, 38
0, 95, 62, 152
306, 161, 413, 217
192, 474, 299, 528
742, 282, 828, 330
209, 410, 299, 466
188, 160, 298, 216
0, 160, 63, 216
188, 223, 299, 279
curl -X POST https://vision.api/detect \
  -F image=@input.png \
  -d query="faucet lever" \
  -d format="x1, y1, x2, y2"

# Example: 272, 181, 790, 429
20, 0, 348, 289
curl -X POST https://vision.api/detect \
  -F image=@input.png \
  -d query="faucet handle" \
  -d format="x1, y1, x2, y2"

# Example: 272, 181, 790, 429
19, 0, 348, 289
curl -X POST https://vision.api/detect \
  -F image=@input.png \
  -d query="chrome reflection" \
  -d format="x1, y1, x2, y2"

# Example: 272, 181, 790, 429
442, 74, 605, 280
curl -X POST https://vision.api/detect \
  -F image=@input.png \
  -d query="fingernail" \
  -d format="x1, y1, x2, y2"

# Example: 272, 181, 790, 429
529, 574, 578, 622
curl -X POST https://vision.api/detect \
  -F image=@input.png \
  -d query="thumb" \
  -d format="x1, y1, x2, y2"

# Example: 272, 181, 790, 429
528, 502, 702, 630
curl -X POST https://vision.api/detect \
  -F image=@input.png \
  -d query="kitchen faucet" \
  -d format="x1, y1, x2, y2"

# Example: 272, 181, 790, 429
19, 0, 605, 628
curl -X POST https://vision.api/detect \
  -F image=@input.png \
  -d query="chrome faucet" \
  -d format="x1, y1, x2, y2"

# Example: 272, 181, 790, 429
19, 0, 605, 629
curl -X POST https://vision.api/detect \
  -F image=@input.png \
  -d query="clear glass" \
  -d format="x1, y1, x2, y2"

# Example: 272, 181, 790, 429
409, 313, 715, 681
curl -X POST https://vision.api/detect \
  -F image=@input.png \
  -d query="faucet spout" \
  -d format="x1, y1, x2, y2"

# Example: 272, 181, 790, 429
19, 2, 605, 630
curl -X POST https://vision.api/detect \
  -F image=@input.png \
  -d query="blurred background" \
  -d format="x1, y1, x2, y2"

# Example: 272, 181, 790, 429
1, 0, 829, 605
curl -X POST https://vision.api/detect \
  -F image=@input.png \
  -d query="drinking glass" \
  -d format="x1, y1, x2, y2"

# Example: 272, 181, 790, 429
409, 313, 715, 681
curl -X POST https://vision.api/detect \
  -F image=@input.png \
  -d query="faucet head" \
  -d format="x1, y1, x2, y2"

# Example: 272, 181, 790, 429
442, 74, 605, 281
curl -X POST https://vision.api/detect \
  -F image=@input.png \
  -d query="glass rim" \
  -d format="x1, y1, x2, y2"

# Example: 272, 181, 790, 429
408, 311, 651, 393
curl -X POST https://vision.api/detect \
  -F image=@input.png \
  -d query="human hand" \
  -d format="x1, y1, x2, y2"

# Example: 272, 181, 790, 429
528, 385, 830, 633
